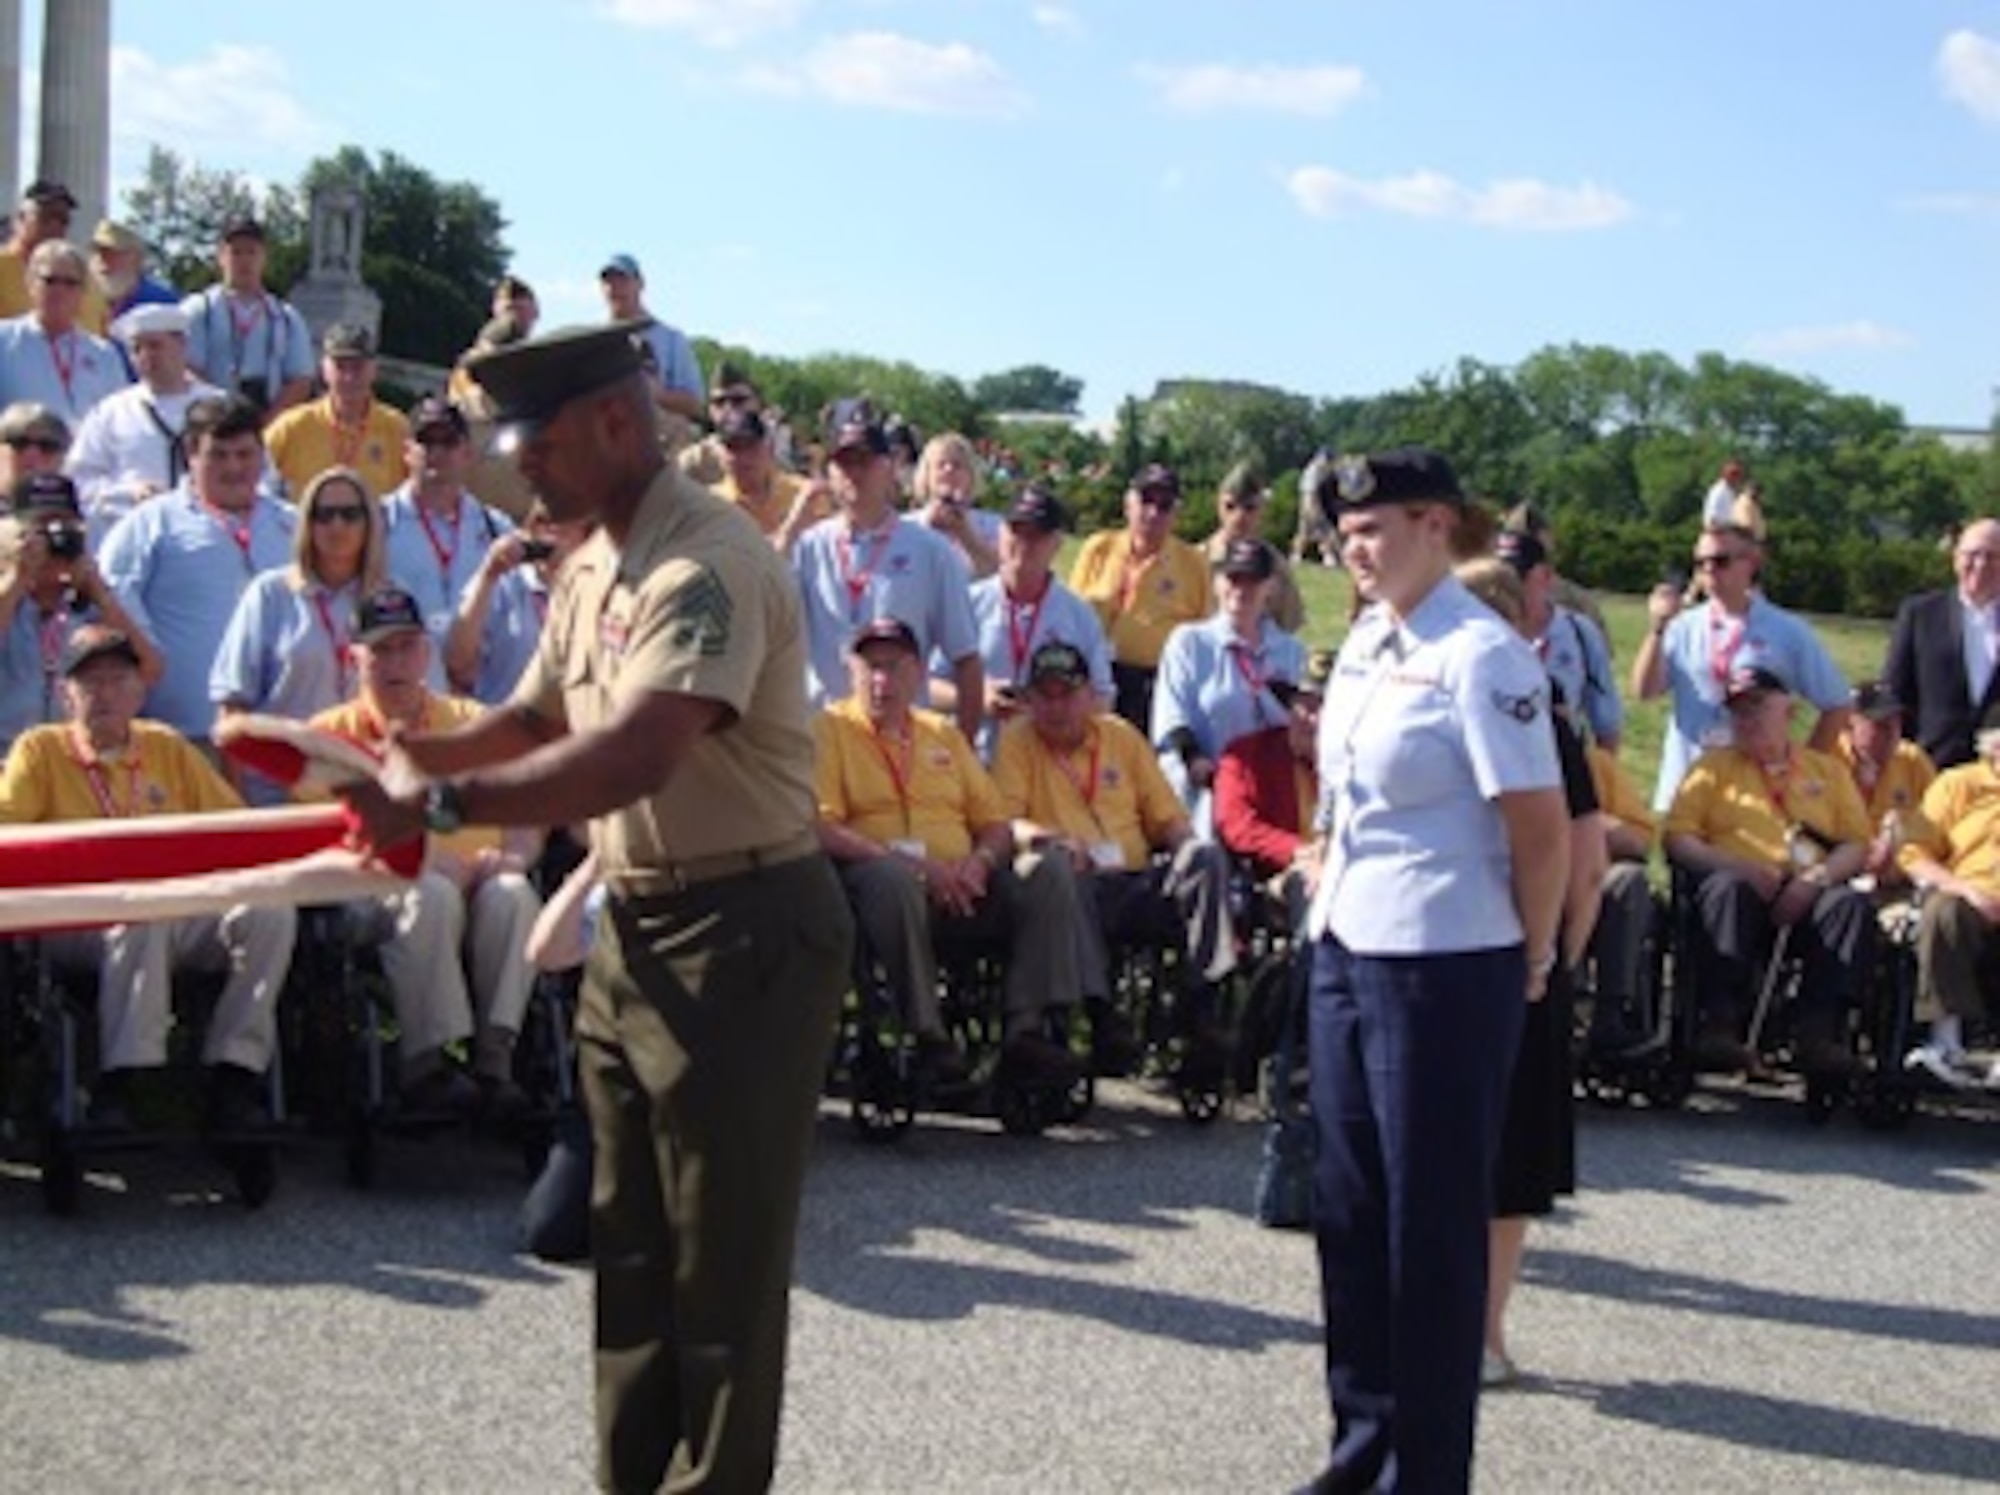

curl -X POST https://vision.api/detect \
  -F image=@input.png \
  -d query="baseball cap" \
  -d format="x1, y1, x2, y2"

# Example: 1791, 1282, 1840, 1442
21, 179, 76, 211
1005, 484, 1071, 534
463, 321, 648, 449
12, 471, 82, 519
599, 253, 642, 280
715, 406, 768, 446
409, 395, 470, 441
1272, 648, 1336, 709
849, 617, 920, 656
0, 402, 70, 448
1723, 664, 1790, 708
220, 215, 266, 243
90, 219, 143, 253
1852, 681, 1904, 721
825, 397, 890, 458
1130, 462, 1181, 500
1320, 448, 1465, 513
1027, 641, 1090, 688
1493, 528, 1549, 576
1219, 538, 1278, 581
322, 323, 376, 359
60, 625, 140, 677
354, 586, 426, 645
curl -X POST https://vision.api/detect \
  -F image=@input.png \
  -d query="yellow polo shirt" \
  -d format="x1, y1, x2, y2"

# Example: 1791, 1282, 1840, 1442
1665, 745, 1870, 868
1833, 734, 1937, 830
0, 247, 109, 332
308, 693, 497, 860
815, 699, 1003, 861
991, 712, 1184, 871
716, 469, 828, 539
0, 720, 241, 822
1068, 530, 1210, 669
1587, 743, 1656, 843
1898, 760, 2000, 897
264, 397, 412, 502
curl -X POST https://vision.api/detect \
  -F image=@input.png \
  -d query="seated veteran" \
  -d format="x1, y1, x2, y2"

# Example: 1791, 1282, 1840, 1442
0, 624, 296, 1132
1663, 665, 1875, 1077
992, 641, 1239, 1078
307, 586, 544, 1113
1834, 680, 1937, 887
1896, 702, 2000, 1089
1583, 741, 1661, 1053
814, 617, 1086, 1089
1214, 647, 1331, 927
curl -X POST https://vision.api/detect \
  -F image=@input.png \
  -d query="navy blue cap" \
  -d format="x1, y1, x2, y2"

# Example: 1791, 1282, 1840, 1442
1323, 447, 1465, 512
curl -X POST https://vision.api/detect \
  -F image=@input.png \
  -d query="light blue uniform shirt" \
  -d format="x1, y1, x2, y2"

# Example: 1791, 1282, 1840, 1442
471, 569, 545, 706
955, 572, 1113, 758
180, 288, 315, 397
1306, 576, 1561, 955
637, 319, 705, 400
0, 595, 93, 756
98, 487, 297, 738
1151, 613, 1306, 806
380, 486, 515, 658
793, 514, 979, 707
1649, 594, 1848, 810
1536, 603, 1622, 747
0, 317, 130, 423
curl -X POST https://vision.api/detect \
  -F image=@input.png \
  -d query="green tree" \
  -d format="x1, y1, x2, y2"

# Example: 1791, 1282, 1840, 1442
121, 144, 303, 289
971, 364, 1085, 415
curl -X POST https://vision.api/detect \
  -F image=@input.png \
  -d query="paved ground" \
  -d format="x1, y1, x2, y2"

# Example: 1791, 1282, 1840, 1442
3, 1080, 1997, 1493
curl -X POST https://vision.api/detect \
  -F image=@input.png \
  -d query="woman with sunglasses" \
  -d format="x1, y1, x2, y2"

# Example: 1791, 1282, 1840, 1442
209, 466, 396, 802
1630, 523, 1849, 813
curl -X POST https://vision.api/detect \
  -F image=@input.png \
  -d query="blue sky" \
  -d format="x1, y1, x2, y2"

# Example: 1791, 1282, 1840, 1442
71, 1, 2000, 427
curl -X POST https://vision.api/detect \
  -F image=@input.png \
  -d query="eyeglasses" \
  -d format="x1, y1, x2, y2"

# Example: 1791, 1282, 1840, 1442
311, 504, 368, 525
416, 432, 465, 449
35, 274, 82, 288
1693, 554, 1739, 572
5, 435, 64, 454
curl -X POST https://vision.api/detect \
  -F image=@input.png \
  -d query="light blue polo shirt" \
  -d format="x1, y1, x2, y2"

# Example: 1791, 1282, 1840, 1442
793, 514, 979, 707
471, 569, 545, 706
637, 319, 705, 401
380, 486, 515, 657
1649, 595, 1849, 809
1538, 603, 1622, 747
97, 487, 297, 738
1151, 613, 1307, 803
180, 288, 315, 396
1307, 575, 1561, 955
0, 596, 93, 757
958, 572, 1112, 757
0, 317, 130, 423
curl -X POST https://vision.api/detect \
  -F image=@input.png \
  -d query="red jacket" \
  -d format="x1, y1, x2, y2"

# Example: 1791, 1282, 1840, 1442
1215, 723, 1315, 879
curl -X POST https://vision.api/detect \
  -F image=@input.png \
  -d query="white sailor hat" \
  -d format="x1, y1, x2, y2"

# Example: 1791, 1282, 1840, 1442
111, 302, 190, 344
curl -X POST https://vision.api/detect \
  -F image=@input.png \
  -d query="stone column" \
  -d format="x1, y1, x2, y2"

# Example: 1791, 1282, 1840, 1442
37, 0, 110, 231
0, 0, 20, 208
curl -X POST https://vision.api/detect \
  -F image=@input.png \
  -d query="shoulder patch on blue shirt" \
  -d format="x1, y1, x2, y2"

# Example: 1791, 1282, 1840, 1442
1491, 685, 1544, 723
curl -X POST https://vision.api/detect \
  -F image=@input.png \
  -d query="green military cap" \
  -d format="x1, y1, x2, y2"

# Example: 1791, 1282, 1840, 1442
463, 320, 648, 451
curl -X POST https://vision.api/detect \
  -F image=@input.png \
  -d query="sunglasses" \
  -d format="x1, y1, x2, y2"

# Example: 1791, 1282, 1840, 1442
1136, 491, 1178, 510
36, 274, 82, 288
311, 504, 368, 525
416, 432, 465, 449
1693, 554, 1740, 572
5, 435, 63, 454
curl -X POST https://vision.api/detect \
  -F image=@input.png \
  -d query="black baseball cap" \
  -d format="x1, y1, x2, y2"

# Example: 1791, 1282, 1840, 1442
220, 215, 266, 243
1272, 649, 1335, 709
1219, 539, 1278, 581
849, 617, 920, 656
12, 471, 82, 519
21, 179, 76, 211
1027, 641, 1090, 688
409, 396, 470, 441
1130, 462, 1180, 500
1852, 681, 1903, 721
1005, 485, 1071, 534
1321, 447, 1465, 513
1723, 664, 1790, 707
354, 586, 426, 645
826, 397, 890, 458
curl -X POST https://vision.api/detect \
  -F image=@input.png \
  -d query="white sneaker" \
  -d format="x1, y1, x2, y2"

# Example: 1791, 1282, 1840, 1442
1480, 1349, 1519, 1389
1904, 1042, 1977, 1089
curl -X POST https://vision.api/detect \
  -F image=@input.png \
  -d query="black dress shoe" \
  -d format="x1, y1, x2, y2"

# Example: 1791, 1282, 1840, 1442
400, 1066, 482, 1117
204, 1063, 271, 1134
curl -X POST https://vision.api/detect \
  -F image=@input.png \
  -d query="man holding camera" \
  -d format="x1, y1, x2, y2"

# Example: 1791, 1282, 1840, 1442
180, 217, 315, 422
0, 472, 161, 756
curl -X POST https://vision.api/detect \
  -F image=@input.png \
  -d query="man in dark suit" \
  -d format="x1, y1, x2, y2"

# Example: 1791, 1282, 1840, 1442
1885, 518, 2000, 770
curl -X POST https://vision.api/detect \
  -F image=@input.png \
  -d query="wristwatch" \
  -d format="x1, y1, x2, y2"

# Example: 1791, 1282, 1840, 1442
422, 781, 468, 834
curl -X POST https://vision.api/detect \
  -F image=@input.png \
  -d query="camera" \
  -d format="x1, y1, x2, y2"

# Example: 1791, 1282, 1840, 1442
519, 538, 556, 563
42, 521, 84, 561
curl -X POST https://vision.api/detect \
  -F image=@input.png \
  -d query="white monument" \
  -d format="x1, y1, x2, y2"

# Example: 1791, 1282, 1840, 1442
289, 181, 382, 350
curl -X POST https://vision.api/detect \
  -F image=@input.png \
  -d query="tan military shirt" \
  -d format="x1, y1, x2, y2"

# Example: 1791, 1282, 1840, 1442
510, 466, 816, 876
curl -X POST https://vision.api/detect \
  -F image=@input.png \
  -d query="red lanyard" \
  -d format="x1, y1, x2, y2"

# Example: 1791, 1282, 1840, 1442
1755, 749, 1796, 823
1004, 581, 1048, 679
1233, 639, 1279, 725
46, 330, 76, 410
1047, 732, 1102, 809
311, 587, 353, 691
416, 502, 462, 581
1708, 603, 1748, 687
837, 520, 895, 621
69, 729, 143, 818
869, 722, 917, 835
227, 294, 264, 345
201, 497, 256, 572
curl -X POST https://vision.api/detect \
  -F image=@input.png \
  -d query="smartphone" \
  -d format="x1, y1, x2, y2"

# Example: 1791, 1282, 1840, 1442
1661, 566, 1687, 595
519, 539, 556, 563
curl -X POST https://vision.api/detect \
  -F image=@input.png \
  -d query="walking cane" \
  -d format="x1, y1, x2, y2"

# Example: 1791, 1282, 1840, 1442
1745, 828, 1825, 1058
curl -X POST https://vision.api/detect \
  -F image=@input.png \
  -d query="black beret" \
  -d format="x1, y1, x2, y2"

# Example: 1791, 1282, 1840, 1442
1322, 447, 1466, 512
463, 321, 648, 446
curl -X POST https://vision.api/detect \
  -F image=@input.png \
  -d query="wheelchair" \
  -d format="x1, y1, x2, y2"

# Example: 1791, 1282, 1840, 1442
1571, 871, 1692, 1112
0, 931, 284, 1216
837, 927, 1092, 1142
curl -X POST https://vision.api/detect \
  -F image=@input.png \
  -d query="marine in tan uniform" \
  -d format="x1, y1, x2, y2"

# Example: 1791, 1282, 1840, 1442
337, 320, 852, 1495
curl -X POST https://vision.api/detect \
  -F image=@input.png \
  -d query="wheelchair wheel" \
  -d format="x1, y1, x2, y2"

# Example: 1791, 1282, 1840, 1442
995, 1083, 1052, 1137
1641, 1064, 1692, 1110
1057, 1071, 1094, 1125
1178, 1080, 1224, 1125
39, 1130, 81, 1216
851, 1087, 915, 1143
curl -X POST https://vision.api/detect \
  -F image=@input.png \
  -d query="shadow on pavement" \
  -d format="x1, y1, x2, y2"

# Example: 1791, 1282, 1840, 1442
1525, 1247, 2000, 1352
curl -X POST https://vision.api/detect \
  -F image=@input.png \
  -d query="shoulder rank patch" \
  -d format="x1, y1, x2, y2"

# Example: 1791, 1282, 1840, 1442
1491, 686, 1544, 724
668, 566, 733, 657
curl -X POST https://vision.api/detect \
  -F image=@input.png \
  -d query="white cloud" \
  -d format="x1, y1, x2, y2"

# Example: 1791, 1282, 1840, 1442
600, 0, 812, 48
751, 32, 1028, 117
1743, 321, 1917, 357
1138, 62, 1368, 117
1032, 5, 1085, 40
109, 45, 326, 162
1939, 29, 2000, 123
1284, 166, 1634, 232
1901, 190, 2000, 218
